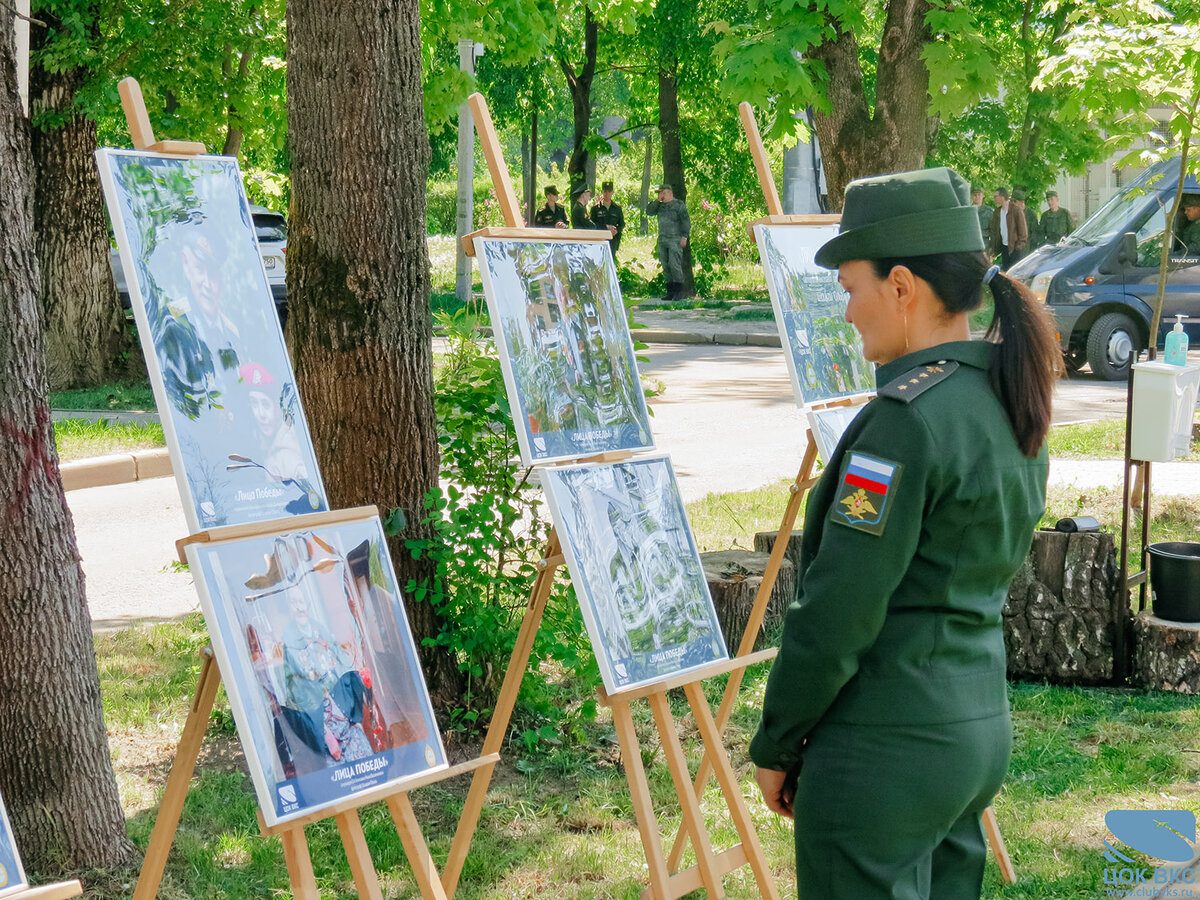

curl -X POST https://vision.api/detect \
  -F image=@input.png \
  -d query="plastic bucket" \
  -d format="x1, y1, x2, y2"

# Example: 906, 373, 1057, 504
1149, 542, 1200, 622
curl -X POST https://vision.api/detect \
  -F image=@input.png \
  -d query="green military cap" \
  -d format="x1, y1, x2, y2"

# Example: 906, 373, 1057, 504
571, 184, 590, 199
1183, 194, 1200, 207
657, 182, 673, 191
1045, 190, 1058, 199
815, 167, 986, 269
1012, 188, 1027, 201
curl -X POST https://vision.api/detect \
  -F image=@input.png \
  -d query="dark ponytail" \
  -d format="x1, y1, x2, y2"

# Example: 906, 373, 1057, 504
870, 252, 1063, 457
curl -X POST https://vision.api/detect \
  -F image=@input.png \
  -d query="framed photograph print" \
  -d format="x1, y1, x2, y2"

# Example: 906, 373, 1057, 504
540, 455, 728, 694
0, 791, 26, 898
807, 404, 866, 464
96, 149, 327, 533
475, 237, 654, 465
186, 514, 445, 826
755, 224, 875, 408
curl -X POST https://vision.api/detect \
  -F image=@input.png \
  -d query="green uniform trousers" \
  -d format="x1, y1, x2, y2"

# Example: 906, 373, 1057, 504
657, 238, 684, 282
792, 712, 1011, 899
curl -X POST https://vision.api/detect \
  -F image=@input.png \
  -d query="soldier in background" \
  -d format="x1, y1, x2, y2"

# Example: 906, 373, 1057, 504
1040, 191, 1073, 246
646, 183, 691, 301
971, 187, 993, 241
570, 184, 596, 230
1013, 189, 1042, 253
534, 185, 568, 229
591, 181, 625, 261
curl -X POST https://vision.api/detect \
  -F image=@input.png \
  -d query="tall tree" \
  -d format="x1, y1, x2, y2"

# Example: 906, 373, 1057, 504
0, 4, 138, 874
31, 1, 130, 390
717, 0, 935, 208
287, 0, 463, 704
556, 3, 598, 192
1037, 0, 1200, 344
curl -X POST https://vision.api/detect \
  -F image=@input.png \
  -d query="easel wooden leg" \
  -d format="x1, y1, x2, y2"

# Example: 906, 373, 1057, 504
442, 531, 562, 897
336, 810, 384, 900
279, 826, 320, 900
132, 651, 222, 900
611, 698, 673, 900
387, 793, 450, 900
983, 806, 1016, 884
683, 682, 780, 900
668, 446, 818, 872
647, 692, 725, 899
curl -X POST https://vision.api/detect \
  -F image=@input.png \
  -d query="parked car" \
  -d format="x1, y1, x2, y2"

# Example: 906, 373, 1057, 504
1008, 158, 1200, 380
110, 204, 288, 321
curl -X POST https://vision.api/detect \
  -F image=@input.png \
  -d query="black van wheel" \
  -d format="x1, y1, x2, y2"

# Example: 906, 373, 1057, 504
1085, 313, 1138, 380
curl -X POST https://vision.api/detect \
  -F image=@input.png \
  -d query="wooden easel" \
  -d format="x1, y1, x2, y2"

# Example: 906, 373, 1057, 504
732, 101, 1018, 886
442, 93, 782, 899
3, 885, 82, 900
114, 79, 501, 900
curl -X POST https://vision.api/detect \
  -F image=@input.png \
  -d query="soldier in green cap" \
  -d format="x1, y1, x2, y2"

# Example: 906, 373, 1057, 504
750, 166, 1061, 899
646, 183, 691, 301
1040, 190, 1073, 246
970, 186, 992, 239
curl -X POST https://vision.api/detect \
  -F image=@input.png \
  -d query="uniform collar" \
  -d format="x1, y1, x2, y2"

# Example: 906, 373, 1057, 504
876, 340, 993, 386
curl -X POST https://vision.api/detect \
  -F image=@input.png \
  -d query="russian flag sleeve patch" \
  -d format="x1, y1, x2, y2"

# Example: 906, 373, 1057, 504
830, 452, 902, 536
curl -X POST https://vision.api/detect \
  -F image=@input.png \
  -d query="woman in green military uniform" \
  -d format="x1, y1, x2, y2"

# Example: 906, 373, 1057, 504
750, 167, 1061, 899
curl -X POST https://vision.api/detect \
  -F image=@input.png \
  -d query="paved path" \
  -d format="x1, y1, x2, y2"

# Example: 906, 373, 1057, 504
65, 338, 1197, 630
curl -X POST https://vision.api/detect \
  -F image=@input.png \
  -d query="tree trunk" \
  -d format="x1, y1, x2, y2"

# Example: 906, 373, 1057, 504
220, 40, 254, 158
529, 108, 539, 226
810, 0, 933, 210
1134, 613, 1200, 694
287, 0, 463, 708
658, 64, 694, 295
31, 15, 129, 391
558, 5, 597, 193
0, 12, 139, 872
1002, 531, 1125, 685
640, 130, 652, 235
701, 550, 794, 652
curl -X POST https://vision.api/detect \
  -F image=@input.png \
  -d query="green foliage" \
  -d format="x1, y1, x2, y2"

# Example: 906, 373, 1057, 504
405, 310, 599, 742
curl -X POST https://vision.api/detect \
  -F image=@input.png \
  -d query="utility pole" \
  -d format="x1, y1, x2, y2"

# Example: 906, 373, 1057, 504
782, 109, 823, 214
455, 39, 484, 304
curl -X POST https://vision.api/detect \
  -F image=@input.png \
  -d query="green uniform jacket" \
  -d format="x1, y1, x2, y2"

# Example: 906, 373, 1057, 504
1024, 206, 1042, 249
1178, 218, 1200, 255
1040, 207, 1073, 245
591, 200, 625, 253
534, 203, 567, 228
750, 341, 1048, 772
646, 197, 691, 241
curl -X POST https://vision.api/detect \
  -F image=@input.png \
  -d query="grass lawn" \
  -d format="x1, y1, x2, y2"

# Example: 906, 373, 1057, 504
90, 612, 1200, 899
49, 381, 158, 411
53, 417, 165, 462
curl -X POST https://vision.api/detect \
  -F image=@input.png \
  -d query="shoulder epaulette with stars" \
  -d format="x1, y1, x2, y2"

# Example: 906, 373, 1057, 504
877, 360, 960, 403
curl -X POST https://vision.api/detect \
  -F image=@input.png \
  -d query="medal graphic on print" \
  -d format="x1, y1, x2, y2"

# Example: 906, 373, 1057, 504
831, 452, 901, 536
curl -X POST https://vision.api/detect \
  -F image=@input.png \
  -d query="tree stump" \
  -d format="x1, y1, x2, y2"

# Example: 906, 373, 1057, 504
701, 550, 794, 652
753, 529, 804, 606
1133, 613, 1200, 693
1003, 530, 1125, 685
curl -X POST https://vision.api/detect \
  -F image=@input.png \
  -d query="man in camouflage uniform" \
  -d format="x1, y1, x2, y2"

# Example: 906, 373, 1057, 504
1039, 191, 1073, 246
646, 183, 691, 301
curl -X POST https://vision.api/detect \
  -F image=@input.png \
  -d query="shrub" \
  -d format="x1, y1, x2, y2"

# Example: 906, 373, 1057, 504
406, 310, 599, 743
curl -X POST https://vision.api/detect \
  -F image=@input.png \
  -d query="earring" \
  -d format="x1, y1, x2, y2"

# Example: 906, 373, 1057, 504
903, 312, 910, 353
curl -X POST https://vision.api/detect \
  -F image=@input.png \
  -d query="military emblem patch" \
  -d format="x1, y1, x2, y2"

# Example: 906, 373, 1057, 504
830, 452, 901, 536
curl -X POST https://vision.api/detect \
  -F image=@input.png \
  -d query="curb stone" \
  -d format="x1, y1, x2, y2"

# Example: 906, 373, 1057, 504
60, 448, 172, 493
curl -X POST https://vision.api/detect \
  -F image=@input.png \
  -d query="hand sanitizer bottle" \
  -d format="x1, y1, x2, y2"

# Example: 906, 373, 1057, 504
1165, 314, 1189, 366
